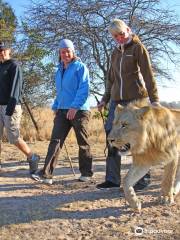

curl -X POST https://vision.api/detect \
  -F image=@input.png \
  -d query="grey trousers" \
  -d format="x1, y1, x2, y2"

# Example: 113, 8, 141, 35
105, 99, 150, 185
105, 143, 121, 184
105, 100, 129, 185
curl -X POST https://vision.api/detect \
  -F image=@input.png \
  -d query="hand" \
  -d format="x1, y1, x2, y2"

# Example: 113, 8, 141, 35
151, 102, 161, 107
53, 110, 58, 115
66, 108, 78, 120
97, 100, 105, 112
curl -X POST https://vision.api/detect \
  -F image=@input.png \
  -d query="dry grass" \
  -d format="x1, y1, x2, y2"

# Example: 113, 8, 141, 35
20, 108, 105, 143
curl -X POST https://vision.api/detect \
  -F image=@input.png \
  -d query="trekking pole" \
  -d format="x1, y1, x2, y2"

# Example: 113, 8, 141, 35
94, 95, 107, 157
94, 95, 105, 126
23, 97, 39, 133
64, 142, 76, 176
0, 140, 2, 168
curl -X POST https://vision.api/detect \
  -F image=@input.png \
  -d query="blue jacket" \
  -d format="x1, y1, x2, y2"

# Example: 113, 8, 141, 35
52, 59, 90, 111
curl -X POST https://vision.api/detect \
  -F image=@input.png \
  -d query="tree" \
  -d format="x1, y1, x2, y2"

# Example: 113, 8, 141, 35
20, 0, 180, 101
0, 0, 17, 43
15, 40, 55, 107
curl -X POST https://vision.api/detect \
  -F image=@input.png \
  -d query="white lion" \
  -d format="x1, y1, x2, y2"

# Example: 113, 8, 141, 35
108, 101, 180, 212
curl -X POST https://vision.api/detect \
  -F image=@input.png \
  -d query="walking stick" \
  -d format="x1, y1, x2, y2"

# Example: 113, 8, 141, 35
64, 142, 76, 176
0, 140, 2, 168
94, 95, 105, 126
23, 97, 39, 133
94, 95, 107, 157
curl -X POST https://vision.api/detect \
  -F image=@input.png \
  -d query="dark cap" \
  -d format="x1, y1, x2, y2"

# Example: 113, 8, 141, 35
0, 42, 10, 51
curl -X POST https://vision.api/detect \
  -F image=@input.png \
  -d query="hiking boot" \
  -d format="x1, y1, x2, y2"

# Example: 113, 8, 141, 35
134, 172, 151, 191
79, 175, 92, 182
134, 182, 148, 191
96, 181, 120, 189
119, 143, 131, 156
31, 170, 53, 185
27, 153, 40, 174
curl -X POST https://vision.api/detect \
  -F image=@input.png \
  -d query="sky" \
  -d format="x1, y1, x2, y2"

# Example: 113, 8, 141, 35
5, 0, 180, 103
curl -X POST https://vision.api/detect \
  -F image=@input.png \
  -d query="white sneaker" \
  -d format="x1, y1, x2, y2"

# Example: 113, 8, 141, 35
79, 175, 92, 182
43, 178, 53, 185
31, 172, 53, 185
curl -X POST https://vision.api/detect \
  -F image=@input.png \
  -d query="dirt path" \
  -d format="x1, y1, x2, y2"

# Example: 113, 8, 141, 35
0, 141, 180, 240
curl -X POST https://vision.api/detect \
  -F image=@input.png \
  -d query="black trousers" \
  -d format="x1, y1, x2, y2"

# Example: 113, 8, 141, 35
42, 110, 93, 178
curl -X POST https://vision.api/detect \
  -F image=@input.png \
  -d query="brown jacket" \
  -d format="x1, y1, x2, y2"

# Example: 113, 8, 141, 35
102, 35, 159, 104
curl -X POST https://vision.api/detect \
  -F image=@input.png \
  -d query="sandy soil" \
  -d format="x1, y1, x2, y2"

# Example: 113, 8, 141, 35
0, 141, 180, 240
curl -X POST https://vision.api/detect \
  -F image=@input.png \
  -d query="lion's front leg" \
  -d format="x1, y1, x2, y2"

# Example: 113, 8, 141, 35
123, 164, 150, 212
174, 156, 180, 196
161, 159, 178, 204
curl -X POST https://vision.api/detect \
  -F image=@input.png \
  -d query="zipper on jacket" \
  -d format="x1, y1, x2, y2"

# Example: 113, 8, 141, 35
119, 44, 124, 99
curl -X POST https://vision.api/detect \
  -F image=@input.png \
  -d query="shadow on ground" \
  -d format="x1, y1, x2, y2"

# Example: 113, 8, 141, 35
0, 178, 163, 227
0, 187, 129, 226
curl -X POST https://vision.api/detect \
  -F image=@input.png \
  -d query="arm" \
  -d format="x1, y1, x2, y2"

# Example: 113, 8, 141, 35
102, 63, 114, 104
66, 64, 90, 120
6, 63, 23, 116
52, 97, 58, 111
70, 64, 90, 109
135, 44, 159, 103
51, 69, 59, 112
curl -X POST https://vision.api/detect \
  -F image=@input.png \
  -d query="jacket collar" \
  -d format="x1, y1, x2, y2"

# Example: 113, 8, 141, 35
116, 34, 141, 51
57, 57, 81, 71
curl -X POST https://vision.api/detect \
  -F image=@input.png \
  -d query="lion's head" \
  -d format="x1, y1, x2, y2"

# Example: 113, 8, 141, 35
108, 101, 177, 155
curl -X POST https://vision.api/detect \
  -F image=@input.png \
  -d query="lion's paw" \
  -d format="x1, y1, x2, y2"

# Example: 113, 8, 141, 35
158, 195, 175, 205
174, 182, 180, 196
129, 200, 142, 212
125, 186, 142, 211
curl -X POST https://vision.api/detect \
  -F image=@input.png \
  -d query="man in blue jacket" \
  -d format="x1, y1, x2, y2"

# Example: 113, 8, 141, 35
32, 39, 93, 184
0, 42, 39, 173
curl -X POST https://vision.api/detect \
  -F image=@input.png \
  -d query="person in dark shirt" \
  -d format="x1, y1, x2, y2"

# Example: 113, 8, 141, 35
0, 42, 39, 173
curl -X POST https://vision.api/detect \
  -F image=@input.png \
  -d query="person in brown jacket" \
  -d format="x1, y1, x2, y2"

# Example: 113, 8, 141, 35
96, 19, 160, 190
